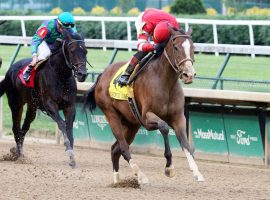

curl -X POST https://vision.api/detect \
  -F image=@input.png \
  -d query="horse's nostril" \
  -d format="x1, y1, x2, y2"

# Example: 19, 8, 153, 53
183, 73, 188, 78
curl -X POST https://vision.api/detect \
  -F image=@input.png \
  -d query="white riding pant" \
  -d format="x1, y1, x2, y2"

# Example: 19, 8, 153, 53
135, 12, 145, 37
37, 41, 51, 60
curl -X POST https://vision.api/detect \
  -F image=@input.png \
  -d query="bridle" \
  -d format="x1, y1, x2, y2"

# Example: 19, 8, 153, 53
62, 39, 86, 77
163, 34, 194, 74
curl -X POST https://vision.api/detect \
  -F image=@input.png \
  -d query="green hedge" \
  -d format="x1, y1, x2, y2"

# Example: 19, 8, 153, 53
0, 12, 269, 45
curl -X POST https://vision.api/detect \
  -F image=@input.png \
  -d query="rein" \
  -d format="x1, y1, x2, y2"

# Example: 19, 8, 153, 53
163, 34, 194, 74
62, 39, 86, 77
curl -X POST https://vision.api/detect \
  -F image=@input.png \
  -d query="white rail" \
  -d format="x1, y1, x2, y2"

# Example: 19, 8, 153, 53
1, 16, 270, 55
1, 36, 270, 55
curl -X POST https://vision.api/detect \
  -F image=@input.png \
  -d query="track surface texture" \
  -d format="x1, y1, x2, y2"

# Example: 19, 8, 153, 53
0, 140, 269, 200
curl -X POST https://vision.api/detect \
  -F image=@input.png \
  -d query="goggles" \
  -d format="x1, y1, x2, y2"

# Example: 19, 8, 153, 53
58, 20, 75, 28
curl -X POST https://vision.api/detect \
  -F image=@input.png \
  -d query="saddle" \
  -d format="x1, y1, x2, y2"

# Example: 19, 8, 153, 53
18, 58, 48, 88
109, 53, 155, 126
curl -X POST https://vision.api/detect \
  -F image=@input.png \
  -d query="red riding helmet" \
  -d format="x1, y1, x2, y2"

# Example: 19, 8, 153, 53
153, 21, 171, 44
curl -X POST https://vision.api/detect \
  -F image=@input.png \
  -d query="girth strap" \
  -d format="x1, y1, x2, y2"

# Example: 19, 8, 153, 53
127, 97, 144, 127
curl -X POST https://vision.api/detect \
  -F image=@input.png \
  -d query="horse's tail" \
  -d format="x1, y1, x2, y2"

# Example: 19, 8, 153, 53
0, 77, 7, 97
83, 73, 102, 113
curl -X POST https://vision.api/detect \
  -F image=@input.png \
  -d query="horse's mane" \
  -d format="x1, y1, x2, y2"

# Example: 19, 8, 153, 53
171, 27, 186, 35
63, 28, 84, 41
70, 31, 84, 40
178, 29, 186, 34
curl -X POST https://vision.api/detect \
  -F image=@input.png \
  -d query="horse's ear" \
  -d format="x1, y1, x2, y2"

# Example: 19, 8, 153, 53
77, 32, 85, 40
186, 26, 193, 36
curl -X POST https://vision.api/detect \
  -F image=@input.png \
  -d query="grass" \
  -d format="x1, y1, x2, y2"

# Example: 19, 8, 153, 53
1, 45, 270, 135
1, 45, 270, 81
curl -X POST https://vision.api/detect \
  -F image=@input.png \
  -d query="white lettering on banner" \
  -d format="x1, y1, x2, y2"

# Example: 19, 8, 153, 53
73, 119, 85, 129
138, 129, 148, 136
157, 129, 175, 135
91, 115, 108, 131
230, 130, 258, 146
193, 129, 225, 141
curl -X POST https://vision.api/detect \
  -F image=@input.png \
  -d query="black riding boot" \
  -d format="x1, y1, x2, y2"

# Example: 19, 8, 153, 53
117, 63, 135, 87
23, 65, 34, 82
118, 51, 148, 87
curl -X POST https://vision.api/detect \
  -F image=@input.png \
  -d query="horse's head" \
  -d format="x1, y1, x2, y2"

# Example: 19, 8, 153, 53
61, 29, 88, 82
164, 26, 196, 84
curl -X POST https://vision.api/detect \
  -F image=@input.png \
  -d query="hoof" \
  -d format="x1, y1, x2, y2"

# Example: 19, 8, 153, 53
196, 176, 205, 182
138, 171, 149, 185
165, 164, 176, 178
69, 159, 76, 169
193, 171, 205, 182
66, 150, 76, 168
9, 147, 20, 160
113, 172, 120, 184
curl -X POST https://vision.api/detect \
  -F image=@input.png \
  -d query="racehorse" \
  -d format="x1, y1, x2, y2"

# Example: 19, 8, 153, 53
83, 26, 204, 184
0, 29, 88, 168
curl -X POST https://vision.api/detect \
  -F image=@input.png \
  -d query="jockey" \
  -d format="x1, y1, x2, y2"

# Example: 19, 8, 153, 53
23, 12, 77, 82
117, 8, 179, 87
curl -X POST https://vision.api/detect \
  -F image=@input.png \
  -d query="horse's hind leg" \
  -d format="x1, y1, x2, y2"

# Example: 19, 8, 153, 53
143, 111, 175, 177
111, 141, 121, 183
12, 105, 37, 159
170, 113, 204, 181
21, 104, 37, 134
105, 110, 148, 185
8, 98, 24, 158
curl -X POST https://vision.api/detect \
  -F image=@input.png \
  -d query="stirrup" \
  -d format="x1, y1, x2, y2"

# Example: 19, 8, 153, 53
118, 75, 130, 87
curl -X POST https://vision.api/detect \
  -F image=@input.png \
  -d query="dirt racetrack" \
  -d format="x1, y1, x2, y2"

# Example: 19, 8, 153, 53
0, 139, 270, 200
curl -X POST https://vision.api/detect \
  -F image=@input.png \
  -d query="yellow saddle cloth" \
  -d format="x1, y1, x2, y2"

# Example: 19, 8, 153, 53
109, 63, 134, 100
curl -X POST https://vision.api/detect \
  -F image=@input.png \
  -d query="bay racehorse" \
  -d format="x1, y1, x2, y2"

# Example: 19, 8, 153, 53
0, 29, 88, 168
83, 26, 204, 184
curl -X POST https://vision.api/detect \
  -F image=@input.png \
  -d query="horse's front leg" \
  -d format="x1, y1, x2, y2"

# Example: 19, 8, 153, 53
63, 105, 76, 167
104, 109, 148, 185
143, 111, 175, 178
45, 100, 75, 168
170, 113, 204, 181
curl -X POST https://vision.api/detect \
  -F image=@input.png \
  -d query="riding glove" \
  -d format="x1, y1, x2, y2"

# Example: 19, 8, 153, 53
154, 42, 167, 56
30, 55, 38, 66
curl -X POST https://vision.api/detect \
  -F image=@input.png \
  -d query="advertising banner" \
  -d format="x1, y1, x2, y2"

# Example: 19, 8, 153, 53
223, 114, 264, 158
190, 112, 228, 154
86, 107, 115, 142
73, 105, 90, 139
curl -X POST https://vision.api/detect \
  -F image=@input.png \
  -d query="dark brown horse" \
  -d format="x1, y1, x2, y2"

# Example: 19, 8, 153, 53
0, 29, 88, 167
83, 27, 204, 184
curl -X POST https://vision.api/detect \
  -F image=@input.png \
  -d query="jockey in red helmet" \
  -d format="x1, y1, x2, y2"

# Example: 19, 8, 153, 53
117, 8, 179, 87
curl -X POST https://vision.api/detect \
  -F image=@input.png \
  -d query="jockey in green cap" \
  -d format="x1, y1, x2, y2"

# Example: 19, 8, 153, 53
23, 12, 77, 82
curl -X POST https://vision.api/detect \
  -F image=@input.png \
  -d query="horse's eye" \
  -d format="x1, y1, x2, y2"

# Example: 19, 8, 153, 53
174, 46, 178, 50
